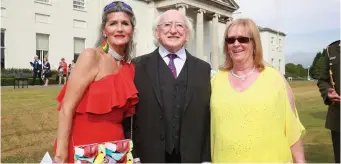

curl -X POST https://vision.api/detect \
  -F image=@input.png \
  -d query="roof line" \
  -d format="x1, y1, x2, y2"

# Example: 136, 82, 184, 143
258, 26, 286, 36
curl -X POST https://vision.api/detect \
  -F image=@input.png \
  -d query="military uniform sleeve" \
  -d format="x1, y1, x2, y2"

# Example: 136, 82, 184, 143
317, 49, 332, 105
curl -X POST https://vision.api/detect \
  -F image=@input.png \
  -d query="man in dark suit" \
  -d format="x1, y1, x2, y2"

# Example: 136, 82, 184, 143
30, 55, 43, 85
317, 40, 340, 163
131, 9, 211, 163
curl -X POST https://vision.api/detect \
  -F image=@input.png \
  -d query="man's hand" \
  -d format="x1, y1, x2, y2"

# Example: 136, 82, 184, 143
328, 88, 341, 103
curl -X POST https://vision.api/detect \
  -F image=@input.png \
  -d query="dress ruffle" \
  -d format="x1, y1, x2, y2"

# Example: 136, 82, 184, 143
56, 63, 138, 117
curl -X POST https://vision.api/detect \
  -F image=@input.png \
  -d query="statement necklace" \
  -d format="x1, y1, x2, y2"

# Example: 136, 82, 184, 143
108, 47, 124, 61
101, 41, 124, 61
231, 67, 256, 81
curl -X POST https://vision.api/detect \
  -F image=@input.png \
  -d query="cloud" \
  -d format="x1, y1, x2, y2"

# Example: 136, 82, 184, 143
285, 51, 316, 68
285, 28, 340, 53
234, 0, 340, 65
235, 0, 340, 34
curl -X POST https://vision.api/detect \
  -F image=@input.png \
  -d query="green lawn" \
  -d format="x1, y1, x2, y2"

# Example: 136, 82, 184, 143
1, 81, 335, 162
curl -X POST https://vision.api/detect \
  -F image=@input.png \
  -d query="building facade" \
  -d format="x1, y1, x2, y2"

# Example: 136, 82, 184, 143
1, 0, 284, 74
259, 27, 286, 75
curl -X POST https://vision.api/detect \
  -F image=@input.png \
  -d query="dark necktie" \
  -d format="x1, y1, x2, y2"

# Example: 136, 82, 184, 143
167, 54, 177, 78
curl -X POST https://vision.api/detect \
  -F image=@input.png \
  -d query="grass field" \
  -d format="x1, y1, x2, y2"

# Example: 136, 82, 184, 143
1, 81, 335, 162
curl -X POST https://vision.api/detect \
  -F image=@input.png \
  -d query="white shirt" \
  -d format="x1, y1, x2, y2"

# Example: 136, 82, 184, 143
158, 45, 187, 77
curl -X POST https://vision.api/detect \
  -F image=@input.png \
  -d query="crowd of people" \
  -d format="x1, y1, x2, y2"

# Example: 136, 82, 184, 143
30, 57, 76, 86
51, 1, 339, 163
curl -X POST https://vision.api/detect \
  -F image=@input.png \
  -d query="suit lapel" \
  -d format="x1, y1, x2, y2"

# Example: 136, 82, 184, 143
183, 50, 196, 114
146, 48, 163, 110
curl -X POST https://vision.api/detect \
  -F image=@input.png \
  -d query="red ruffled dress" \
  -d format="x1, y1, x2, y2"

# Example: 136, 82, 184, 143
54, 62, 138, 163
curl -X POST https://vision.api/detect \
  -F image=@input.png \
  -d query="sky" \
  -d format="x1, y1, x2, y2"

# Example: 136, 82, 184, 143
234, 0, 340, 67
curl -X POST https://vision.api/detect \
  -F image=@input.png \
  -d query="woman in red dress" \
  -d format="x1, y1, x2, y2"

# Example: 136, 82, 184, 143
53, 1, 138, 163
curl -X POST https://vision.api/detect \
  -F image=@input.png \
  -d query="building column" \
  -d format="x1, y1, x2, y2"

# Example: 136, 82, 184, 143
211, 13, 219, 70
175, 3, 188, 15
226, 17, 233, 27
196, 9, 205, 61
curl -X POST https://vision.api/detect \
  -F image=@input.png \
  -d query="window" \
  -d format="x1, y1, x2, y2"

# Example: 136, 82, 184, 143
1, 7, 7, 17
271, 58, 274, 66
74, 38, 85, 62
271, 37, 274, 45
36, 33, 49, 61
73, 19, 86, 28
278, 59, 281, 71
73, 0, 85, 10
35, 0, 50, 4
35, 13, 50, 24
278, 38, 282, 52
1, 29, 5, 68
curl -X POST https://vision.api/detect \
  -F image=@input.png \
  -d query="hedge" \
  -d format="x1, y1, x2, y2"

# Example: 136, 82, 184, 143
2, 77, 61, 86
1, 68, 58, 78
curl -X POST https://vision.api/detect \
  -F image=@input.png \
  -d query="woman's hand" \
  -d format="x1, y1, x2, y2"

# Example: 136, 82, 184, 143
54, 140, 69, 163
53, 149, 68, 163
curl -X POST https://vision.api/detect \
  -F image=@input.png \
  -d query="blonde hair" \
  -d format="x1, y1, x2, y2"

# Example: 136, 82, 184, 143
220, 18, 265, 71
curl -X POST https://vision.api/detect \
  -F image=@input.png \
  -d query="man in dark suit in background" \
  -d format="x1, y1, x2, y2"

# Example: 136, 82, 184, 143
317, 40, 340, 163
131, 9, 211, 163
30, 55, 43, 85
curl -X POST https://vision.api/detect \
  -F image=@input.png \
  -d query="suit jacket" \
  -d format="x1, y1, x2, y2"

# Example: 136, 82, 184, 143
131, 48, 211, 163
317, 40, 340, 132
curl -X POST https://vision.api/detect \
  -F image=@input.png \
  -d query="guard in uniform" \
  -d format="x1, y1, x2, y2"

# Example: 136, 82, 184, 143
317, 40, 340, 163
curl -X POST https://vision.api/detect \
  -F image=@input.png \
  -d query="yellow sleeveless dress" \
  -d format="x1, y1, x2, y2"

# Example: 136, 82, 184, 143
210, 66, 305, 162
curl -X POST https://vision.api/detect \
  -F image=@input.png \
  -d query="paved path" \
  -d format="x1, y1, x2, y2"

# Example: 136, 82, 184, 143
2, 84, 63, 89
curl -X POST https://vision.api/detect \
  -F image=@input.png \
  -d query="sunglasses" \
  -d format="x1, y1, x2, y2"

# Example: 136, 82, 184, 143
225, 37, 252, 44
104, 1, 132, 12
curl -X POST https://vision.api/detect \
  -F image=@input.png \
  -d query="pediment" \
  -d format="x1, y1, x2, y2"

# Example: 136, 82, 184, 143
210, 0, 239, 10
148, 0, 239, 10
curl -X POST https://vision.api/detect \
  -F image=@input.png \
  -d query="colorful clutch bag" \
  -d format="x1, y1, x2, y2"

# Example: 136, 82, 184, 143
74, 139, 133, 163
74, 117, 134, 163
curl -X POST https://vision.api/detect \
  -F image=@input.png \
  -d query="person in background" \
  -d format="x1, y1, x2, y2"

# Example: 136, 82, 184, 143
53, 1, 138, 163
68, 60, 76, 77
131, 9, 211, 163
210, 18, 305, 163
30, 55, 43, 85
317, 40, 340, 163
57, 58, 68, 85
42, 58, 51, 86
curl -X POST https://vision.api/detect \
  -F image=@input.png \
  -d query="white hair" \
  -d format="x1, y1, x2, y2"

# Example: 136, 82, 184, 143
152, 10, 194, 47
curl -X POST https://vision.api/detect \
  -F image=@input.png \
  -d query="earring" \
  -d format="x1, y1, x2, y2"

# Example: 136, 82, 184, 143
101, 41, 109, 53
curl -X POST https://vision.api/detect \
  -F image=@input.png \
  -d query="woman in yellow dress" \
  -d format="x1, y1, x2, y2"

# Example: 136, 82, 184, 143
210, 18, 305, 163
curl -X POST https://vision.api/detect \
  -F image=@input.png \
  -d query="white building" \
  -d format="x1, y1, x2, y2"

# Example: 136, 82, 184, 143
259, 27, 286, 75
1, 0, 285, 74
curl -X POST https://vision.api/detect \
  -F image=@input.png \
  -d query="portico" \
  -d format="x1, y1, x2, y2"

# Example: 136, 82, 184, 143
153, 0, 239, 70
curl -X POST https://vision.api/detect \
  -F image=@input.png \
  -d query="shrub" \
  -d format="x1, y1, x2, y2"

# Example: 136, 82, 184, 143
1, 68, 58, 78
2, 77, 60, 86
1, 68, 32, 78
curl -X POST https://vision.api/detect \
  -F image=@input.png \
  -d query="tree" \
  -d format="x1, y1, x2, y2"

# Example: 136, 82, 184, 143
309, 49, 325, 79
296, 64, 305, 77
285, 63, 307, 78
285, 63, 298, 77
